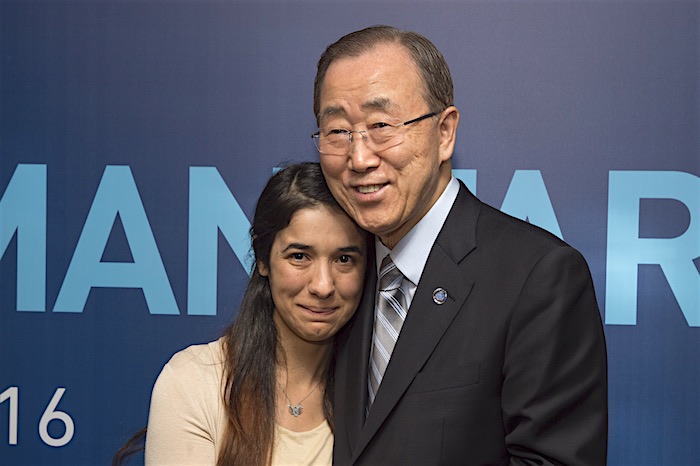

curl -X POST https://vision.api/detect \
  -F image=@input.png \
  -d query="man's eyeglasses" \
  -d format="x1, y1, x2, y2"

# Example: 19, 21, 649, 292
311, 111, 440, 155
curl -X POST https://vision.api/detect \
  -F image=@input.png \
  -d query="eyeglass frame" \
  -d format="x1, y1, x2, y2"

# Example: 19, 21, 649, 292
310, 110, 443, 154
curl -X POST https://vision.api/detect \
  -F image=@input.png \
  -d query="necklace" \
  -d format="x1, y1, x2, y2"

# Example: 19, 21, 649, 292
278, 380, 322, 417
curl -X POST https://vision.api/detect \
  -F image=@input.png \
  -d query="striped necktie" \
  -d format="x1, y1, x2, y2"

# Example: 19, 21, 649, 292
368, 255, 408, 409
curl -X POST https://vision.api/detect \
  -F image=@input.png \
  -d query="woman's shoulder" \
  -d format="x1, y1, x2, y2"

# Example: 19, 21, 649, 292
155, 337, 226, 393
166, 337, 225, 369
147, 337, 228, 461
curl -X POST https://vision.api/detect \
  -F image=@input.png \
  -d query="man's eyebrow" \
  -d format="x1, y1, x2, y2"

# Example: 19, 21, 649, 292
318, 98, 397, 121
361, 98, 395, 112
318, 106, 344, 119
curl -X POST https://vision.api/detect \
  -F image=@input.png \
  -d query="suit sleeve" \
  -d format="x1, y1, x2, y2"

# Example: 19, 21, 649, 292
502, 246, 608, 465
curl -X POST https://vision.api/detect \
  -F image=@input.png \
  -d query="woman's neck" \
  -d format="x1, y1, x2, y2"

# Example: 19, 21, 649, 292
274, 338, 332, 431
276, 337, 331, 384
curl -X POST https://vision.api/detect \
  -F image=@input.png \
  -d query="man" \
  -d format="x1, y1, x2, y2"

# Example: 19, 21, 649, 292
313, 25, 608, 465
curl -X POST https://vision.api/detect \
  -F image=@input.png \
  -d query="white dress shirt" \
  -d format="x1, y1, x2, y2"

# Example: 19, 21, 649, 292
374, 176, 460, 309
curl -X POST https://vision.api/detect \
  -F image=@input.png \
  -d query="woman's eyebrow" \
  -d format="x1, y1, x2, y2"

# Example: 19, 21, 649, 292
337, 246, 363, 254
282, 243, 310, 252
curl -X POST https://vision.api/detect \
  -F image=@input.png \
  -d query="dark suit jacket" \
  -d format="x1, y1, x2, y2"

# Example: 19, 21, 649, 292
333, 183, 608, 465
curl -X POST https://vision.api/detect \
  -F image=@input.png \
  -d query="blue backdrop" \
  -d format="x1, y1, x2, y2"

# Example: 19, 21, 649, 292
1, 1, 698, 465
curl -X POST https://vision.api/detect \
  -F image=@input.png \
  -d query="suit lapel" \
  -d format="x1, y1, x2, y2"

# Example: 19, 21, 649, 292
350, 184, 481, 462
339, 256, 377, 454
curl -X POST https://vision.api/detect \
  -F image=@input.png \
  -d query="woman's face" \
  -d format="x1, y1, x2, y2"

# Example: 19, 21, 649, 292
259, 205, 366, 344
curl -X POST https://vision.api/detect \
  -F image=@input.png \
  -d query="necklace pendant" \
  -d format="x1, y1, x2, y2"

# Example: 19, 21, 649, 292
288, 403, 303, 417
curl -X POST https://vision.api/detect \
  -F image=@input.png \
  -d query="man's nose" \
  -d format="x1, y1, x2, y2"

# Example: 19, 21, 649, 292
348, 131, 380, 173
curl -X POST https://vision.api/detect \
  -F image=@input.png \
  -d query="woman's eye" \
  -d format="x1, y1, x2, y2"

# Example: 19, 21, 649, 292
291, 252, 305, 260
369, 122, 390, 129
338, 255, 354, 264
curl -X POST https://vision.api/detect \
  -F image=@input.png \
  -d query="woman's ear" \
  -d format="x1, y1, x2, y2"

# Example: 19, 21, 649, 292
258, 260, 269, 277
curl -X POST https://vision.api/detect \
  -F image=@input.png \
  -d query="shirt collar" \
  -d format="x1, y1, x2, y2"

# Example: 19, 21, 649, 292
375, 176, 460, 285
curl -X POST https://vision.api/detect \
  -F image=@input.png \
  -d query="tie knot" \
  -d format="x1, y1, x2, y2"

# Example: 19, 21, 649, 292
379, 255, 403, 292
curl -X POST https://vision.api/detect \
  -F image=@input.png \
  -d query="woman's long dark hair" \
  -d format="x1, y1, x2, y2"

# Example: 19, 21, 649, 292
217, 162, 351, 465
113, 162, 361, 466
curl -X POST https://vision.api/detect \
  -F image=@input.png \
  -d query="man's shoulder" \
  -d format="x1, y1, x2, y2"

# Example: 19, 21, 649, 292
483, 202, 564, 244
448, 189, 573, 259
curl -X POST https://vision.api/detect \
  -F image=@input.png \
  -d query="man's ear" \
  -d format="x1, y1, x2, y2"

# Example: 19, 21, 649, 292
438, 106, 459, 162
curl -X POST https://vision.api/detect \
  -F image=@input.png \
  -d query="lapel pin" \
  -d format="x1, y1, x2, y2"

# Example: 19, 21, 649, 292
433, 287, 448, 305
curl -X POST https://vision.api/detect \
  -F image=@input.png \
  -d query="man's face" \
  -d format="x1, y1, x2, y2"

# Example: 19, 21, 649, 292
318, 43, 457, 248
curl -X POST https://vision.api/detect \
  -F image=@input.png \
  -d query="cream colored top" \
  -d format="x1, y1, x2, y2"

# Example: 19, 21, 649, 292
145, 338, 332, 466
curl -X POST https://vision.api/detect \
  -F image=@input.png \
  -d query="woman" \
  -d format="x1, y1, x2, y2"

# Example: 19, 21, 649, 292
119, 162, 368, 465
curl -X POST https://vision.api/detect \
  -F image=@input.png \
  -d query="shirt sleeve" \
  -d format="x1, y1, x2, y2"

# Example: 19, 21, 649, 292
145, 342, 225, 466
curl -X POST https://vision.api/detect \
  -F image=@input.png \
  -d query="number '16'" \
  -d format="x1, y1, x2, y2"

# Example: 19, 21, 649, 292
1, 386, 75, 447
